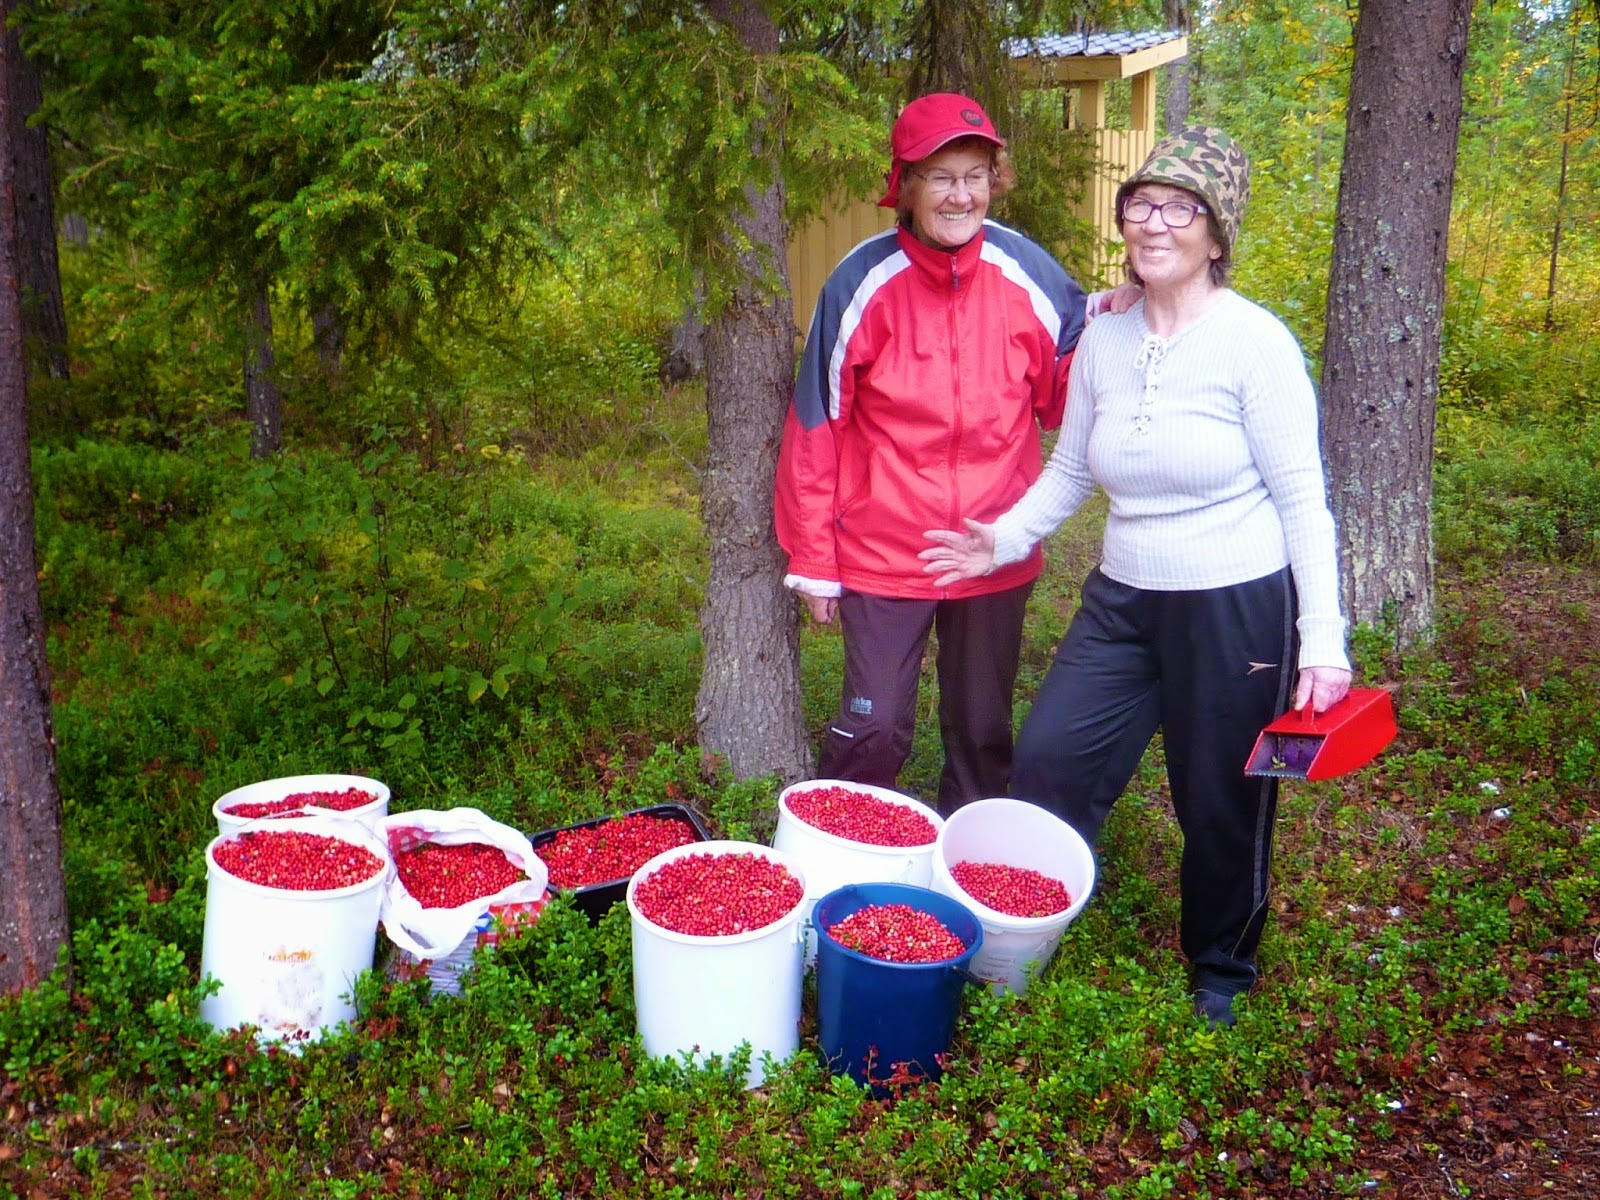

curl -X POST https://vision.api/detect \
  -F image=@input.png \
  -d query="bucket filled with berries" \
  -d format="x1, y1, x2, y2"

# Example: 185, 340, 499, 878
626, 840, 808, 1088
377, 809, 550, 995
213, 773, 390, 836
772, 779, 944, 963
930, 797, 1096, 996
812, 881, 983, 1093
531, 803, 712, 922
199, 814, 393, 1044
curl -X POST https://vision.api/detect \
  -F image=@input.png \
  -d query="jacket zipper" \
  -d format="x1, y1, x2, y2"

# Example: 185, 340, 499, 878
946, 254, 963, 574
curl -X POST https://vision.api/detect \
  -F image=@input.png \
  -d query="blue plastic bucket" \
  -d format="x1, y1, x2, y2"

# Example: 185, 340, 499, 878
813, 882, 983, 1092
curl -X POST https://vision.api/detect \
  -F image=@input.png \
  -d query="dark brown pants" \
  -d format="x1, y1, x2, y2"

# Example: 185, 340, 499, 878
818, 584, 1033, 815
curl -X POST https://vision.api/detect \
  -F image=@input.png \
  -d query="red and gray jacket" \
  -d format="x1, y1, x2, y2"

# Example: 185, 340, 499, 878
775, 220, 1087, 600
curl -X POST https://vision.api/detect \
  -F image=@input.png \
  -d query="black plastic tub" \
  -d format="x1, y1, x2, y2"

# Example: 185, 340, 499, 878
530, 803, 714, 922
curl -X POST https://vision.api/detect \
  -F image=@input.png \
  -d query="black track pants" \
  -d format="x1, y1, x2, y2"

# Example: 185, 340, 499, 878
818, 584, 1033, 815
1011, 567, 1297, 996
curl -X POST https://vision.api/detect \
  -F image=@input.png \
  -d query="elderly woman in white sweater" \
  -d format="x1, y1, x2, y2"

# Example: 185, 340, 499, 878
920, 127, 1351, 1029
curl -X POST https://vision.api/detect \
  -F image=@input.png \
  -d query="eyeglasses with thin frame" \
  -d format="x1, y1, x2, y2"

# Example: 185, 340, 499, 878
1121, 197, 1209, 228
911, 167, 994, 196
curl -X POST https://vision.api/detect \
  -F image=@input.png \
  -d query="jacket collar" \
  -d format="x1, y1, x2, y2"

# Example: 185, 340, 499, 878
896, 222, 987, 289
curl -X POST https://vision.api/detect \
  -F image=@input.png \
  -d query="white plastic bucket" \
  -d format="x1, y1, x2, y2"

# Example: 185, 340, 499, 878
199, 815, 393, 1044
627, 840, 807, 1088
772, 779, 943, 964
213, 773, 390, 836
930, 797, 1096, 996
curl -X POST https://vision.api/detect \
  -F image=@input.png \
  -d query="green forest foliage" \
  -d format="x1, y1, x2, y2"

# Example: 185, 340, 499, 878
3, 1, 1599, 1196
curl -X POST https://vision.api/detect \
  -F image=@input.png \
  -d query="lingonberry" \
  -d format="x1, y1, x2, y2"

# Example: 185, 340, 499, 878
394, 841, 526, 909
224, 787, 379, 820
213, 830, 383, 891
633, 852, 803, 937
827, 903, 965, 963
785, 786, 936, 847
541, 813, 699, 889
949, 860, 1071, 918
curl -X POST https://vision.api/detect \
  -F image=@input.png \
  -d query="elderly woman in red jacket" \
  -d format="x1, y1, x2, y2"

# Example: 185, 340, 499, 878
775, 93, 1113, 814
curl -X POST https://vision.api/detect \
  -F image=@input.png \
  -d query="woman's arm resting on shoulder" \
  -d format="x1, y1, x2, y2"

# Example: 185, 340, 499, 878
919, 520, 997, 588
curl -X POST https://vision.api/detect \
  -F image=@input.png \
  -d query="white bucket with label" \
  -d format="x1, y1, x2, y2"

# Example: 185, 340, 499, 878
772, 779, 943, 965
199, 815, 393, 1045
213, 773, 390, 836
627, 840, 807, 1088
929, 797, 1095, 996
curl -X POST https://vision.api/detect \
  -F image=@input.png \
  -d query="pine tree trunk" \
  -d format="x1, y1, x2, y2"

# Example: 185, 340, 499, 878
1544, 17, 1577, 332
1320, 0, 1472, 649
696, 0, 812, 784
244, 281, 282, 459
1162, 0, 1192, 132
312, 301, 345, 387
3, 0, 69, 381
906, 0, 1007, 111
0, 17, 69, 994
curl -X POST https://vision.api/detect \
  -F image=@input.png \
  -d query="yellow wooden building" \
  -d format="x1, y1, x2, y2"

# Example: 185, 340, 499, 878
785, 29, 1190, 338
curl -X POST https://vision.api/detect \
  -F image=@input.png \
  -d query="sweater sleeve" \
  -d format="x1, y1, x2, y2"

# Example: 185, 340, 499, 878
992, 329, 1099, 566
1239, 321, 1350, 671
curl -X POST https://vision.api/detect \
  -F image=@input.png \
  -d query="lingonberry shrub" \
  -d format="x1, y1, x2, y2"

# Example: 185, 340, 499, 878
540, 813, 699, 888
827, 904, 965, 963
395, 842, 527, 909
633, 852, 802, 937
949, 861, 1071, 918
213, 830, 383, 890
785, 786, 936, 847
224, 787, 379, 820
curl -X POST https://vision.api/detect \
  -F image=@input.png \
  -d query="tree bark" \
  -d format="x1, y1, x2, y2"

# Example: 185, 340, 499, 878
0, 11, 69, 995
695, 0, 812, 784
3, 0, 68, 381
312, 300, 345, 388
1162, 0, 1192, 132
244, 280, 282, 458
1320, 0, 1472, 650
906, 0, 1007, 110
1544, 15, 1577, 332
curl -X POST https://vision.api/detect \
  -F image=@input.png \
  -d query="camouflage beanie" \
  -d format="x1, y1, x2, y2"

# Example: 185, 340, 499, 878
1115, 127, 1251, 254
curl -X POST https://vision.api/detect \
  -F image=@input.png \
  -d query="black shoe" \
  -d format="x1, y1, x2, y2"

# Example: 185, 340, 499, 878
1193, 988, 1239, 1029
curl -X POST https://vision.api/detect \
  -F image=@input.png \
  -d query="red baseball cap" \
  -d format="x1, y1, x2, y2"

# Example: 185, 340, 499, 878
878, 93, 1005, 208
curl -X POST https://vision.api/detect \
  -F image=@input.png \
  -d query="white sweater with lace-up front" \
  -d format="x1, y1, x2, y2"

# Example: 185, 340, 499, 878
990, 290, 1349, 670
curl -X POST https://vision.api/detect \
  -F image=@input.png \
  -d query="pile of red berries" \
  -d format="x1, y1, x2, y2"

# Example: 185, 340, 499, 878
633, 852, 802, 937
540, 813, 699, 888
395, 842, 527, 909
785, 785, 936, 847
213, 830, 383, 891
224, 787, 379, 820
950, 861, 1071, 918
827, 904, 966, 963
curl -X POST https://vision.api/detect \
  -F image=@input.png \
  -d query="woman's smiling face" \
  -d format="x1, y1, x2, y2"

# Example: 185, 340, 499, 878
906, 141, 993, 250
1120, 182, 1222, 291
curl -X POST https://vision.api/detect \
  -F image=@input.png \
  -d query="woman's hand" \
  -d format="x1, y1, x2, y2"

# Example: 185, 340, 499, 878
1294, 666, 1352, 714
1104, 281, 1142, 314
920, 519, 997, 587
800, 593, 839, 625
